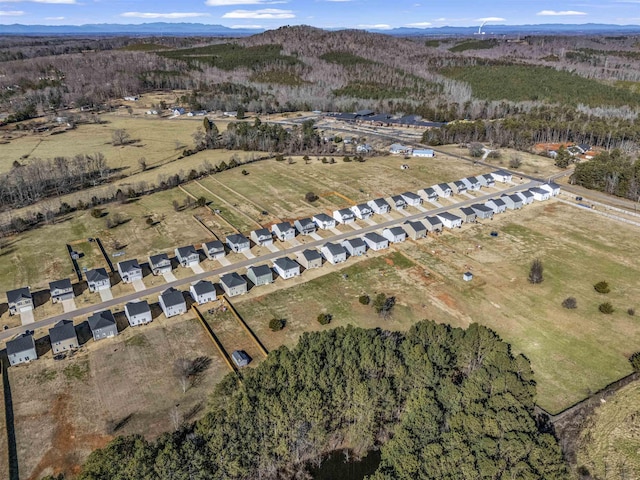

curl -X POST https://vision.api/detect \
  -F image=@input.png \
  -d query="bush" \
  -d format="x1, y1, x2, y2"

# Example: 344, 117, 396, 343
561, 297, 577, 309
629, 352, 640, 371
528, 259, 543, 284
509, 154, 522, 169
594, 281, 610, 294
317, 313, 332, 325
268, 318, 285, 331
343, 156, 352, 162
305, 192, 318, 203
358, 295, 370, 305
599, 302, 614, 314
628, 308, 635, 316
91, 208, 103, 218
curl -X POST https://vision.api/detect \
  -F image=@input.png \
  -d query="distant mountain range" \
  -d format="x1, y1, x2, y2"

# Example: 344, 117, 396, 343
1, 22, 640, 36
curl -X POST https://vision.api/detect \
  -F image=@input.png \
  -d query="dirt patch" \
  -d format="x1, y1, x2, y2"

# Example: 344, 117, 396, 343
437, 292, 458, 309
384, 258, 394, 266
543, 203, 558, 214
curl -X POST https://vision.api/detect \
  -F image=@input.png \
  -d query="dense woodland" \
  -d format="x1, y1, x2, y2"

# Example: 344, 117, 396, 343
74, 322, 568, 480
571, 150, 640, 199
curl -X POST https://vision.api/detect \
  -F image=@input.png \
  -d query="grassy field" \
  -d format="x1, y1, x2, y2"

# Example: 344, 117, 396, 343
8, 312, 226, 480
576, 381, 640, 478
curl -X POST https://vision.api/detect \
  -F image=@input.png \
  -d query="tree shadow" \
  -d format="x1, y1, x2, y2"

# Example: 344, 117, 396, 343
114, 312, 129, 333
33, 289, 50, 309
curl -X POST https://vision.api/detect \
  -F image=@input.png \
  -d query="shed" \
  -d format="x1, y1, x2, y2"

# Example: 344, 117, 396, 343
382, 227, 407, 243
159, 288, 187, 318
341, 238, 367, 257
299, 249, 323, 269
463, 272, 473, 282
88, 310, 118, 341
189, 280, 218, 304
247, 264, 274, 286
7, 334, 37, 366
49, 320, 78, 354
232, 350, 251, 368
219, 272, 248, 297
124, 300, 152, 326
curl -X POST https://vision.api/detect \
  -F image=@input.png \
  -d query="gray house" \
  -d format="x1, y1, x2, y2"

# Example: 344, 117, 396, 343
382, 227, 407, 243
321, 242, 347, 264
363, 232, 389, 251
86, 268, 110, 293
462, 176, 481, 191
7, 287, 34, 316
226, 234, 251, 253
247, 264, 273, 286
117, 259, 143, 283
124, 300, 152, 326
401, 192, 422, 207
189, 280, 218, 304
175, 245, 200, 267
485, 198, 507, 214
458, 207, 477, 223
421, 187, 438, 202
367, 198, 390, 215
251, 228, 273, 246
391, 195, 407, 210
341, 238, 367, 257
471, 204, 494, 219
350, 203, 373, 220
423, 216, 443, 232
149, 253, 172, 275
434, 183, 452, 198
299, 249, 323, 269
312, 213, 336, 230
49, 320, 78, 354
203, 240, 226, 260
159, 288, 187, 318
502, 194, 523, 210
477, 174, 495, 187
273, 257, 301, 279
404, 220, 427, 240
437, 212, 463, 229
220, 272, 248, 297
7, 334, 37, 366
272, 222, 296, 241
294, 218, 317, 236
333, 208, 355, 224
49, 279, 74, 304
453, 180, 467, 194
88, 310, 118, 341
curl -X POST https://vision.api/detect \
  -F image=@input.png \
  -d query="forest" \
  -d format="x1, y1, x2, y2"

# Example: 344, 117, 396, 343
73, 321, 568, 480
571, 149, 640, 200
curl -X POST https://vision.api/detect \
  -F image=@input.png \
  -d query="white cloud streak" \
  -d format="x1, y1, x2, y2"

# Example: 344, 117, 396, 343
222, 8, 294, 18
0, 10, 24, 15
537, 10, 587, 16
205, 0, 286, 5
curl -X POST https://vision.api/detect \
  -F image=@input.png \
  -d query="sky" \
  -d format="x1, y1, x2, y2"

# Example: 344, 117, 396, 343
0, 0, 640, 28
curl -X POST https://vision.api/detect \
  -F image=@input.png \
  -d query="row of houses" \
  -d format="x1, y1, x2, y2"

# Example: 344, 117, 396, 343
389, 144, 436, 158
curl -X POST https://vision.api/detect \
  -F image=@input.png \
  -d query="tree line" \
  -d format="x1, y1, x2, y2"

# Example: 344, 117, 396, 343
571, 149, 640, 200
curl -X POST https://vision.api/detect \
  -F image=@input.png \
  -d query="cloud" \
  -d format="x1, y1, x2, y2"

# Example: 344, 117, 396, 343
2, 0, 77, 4
0, 9, 24, 15
536, 10, 587, 15
45, 16, 65, 19
229, 24, 264, 28
406, 21, 432, 27
476, 17, 506, 22
357, 23, 392, 29
222, 8, 294, 18
324, 0, 353, 2
205, 0, 285, 5
120, 11, 211, 18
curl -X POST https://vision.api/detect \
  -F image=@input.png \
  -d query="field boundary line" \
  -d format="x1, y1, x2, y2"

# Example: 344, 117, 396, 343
1, 356, 19, 480
191, 305, 239, 377
220, 295, 269, 358
187, 181, 257, 229
195, 179, 265, 227
556, 198, 640, 228
95, 238, 115, 273
181, 184, 240, 233
192, 215, 219, 240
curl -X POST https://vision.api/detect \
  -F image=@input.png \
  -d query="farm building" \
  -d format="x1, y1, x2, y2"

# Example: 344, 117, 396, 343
492, 170, 512, 183
437, 212, 463, 229
272, 222, 296, 241
86, 268, 110, 293
117, 259, 143, 283
226, 234, 250, 253
273, 257, 301, 279
351, 203, 373, 220
313, 213, 336, 230
434, 183, 452, 198
203, 240, 226, 260
88, 310, 118, 341
175, 246, 199, 268
421, 187, 438, 202
333, 208, 356, 224
423, 216, 443, 232
341, 238, 367, 257
501, 194, 523, 210
190, 280, 218, 304
220, 272, 248, 297
251, 228, 273, 246
159, 288, 187, 318
299, 249, 323, 269
49, 279, 74, 304
124, 300, 152, 326
401, 192, 422, 206
367, 198, 391, 215
471, 204, 494, 219
412, 149, 435, 158
404, 221, 427, 240
363, 232, 389, 251
485, 198, 507, 214
321, 242, 347, 264
294, 218, 317, 235
247, 264, 274, 287
7, 334, 37, 366
148, 253, 172, 275
49, 320, 78, 354
382, 227, 407, 243
391, 195, 407, 210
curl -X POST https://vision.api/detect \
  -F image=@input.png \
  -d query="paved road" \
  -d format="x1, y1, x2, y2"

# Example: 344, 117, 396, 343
0, 181, 536, 343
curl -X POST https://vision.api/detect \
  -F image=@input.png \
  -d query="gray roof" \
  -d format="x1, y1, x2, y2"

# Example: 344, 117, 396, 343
86, 268, 109, 283
323, 242, 345, 256
518, 190, 534, 198
353, 203, 371, 212
423, 187, 436, 196
546, 181, 561, 189
301, 249, 322, 261
88, 310, 116, 331
6, 334, 35, 355
274, 221, 294, 232
343, 237, 366, 248
471, 203, 493, 213
460, 207, 475, 216
405, 220, 426, 231
482, 173, 495, 181
424, 216, 442, 226
252, 227, 271, 237
118, 259, 141, 273
49, 278, 72, 292
7, 287, 31, 304
337, 208, 354, 217
370, 198, 390, 208
176, 245, 197, 257
231, 350, 250, 365
493, 169, 511, 177
490, 198, 506, 206
454, 180, 466, 188
204, 240, 224, 251
465, 176, 480, 184
248, 264, 272, 277
296, 218, 315, 227
220, 272, 246, 288
401, 191, 420, 200
227, 233, 249, 245
437, 183, 451, 190
124, 300, 151, 317
391, 195, 406, 204
49, 320, 76, 343
191, 280, 216, 296
530, 187, 549, 195
508, 194, 523, 202
438, 212, 461, 221
274, 257, 299, 271
386, 226, 406, 236
160, 288, 186, 307
313, 213, 333, 222
149, 252, 170, 265
364, 232, 387, 243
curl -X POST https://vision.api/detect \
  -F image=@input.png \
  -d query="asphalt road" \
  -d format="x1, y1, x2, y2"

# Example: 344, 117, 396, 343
0, 180, 536, 343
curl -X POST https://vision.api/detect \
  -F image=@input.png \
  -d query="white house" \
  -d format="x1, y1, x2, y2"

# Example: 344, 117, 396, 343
341, 238, 367, 257
412, 149, 435, 158
492, 170, 512, 183
356, 144, 373, 154
434, 183, 452, 198
423, 216, 443, 232
477, 174, 495, 187
382, 227, 407, 243
272, 222, 296, 241
350, 203, 373, 220
540, 182, 561, 196
219, 272, 247, 297
390, 143, 412, 155
226, 234, 250, 253
437, 212, 463, 229
117, 259, 143, 283
462, 177, 481, 191
313, 213, 336, 230
124, 300, 152, 326
294, 218, 317, 235
453, 180, 467, 194
333, 208, 355, 224
203, 240, 226, 260
400, 192, 422, 206
367, 198, 390, 215
86, 268, 110, 293
471, 204, 494, 219
421, 187, 438, 202
190, 280, 218, 304
273, 257, 301, 279
485, 198, 507, 214
175, 246, 199, 267
516, 190, 535, 205
501, 194, 523, 210
7, 334, 37, 366
530, 187, 551, 201
391, 195, 407, 210
251, 228, 273, 246
321, 242, 347, 264
159, 288, 187, 318
363, 232, 389, 251
148, 253, 172, 275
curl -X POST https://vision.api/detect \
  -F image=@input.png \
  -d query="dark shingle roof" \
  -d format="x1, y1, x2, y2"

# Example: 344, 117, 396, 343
49, 320, 76, 343
204, 240, 224, 252
386, 226, 406, 236
49, 278, 72, 292
191, 280, 216, 296
220, 272, 246, 288
313, 213, 333, 222
176, 245, 197, 257
7, 287, 32, 304
405, 220, 426, 231
248, 264, 272, 278
460, 207, 475, 216
88, 310, 116, 331
86, 268, 109, 283
424, 216, 442, 226
124, 300, 150, 317
342, 238, 366, 249
118, 259, 141, 273
471, 203, 493, 213
370, 198, 390, 208
364, 232, 387, 243
274, 257, 299, 271
160, 288, 186, 308
6, 334, 35, 355
401, 192, 420, 200
323, 242, 345, 256
302, 249, 322, 261
274, 222, 294, 232
149, 252, 169, 265
438, 212, 461, 221
226, 234, 249, 245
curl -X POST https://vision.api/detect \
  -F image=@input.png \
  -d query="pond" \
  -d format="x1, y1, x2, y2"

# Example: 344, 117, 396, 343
310, 449, 381, 480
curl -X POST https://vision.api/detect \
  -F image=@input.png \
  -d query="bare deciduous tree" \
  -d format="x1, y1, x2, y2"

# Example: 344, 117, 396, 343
112, 129, 131, 146
528, 259, 544, 284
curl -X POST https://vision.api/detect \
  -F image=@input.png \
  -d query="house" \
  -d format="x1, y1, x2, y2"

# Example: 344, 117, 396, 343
49, 279, 74, 304
294, 218, 317, 236
437, 212, 463, 229
478, 173, 495, 187
471, 204, 494, 219
333, 208, 355, 224
462, 177, 481, 191
6, 334, 37, 366
231, 350, 251, 368
453, 180, 467, 194
49, 320, 78, 354
247, 264, 273, 286
516, 190, 535, 205
159, 288, 187, 318
273, 257, 301, 279
401, 192, 422, 206
390, 143, 412, 155
219, 272, 248, 297
423, 216, 443, 232
434, 183, 452, 198
123, 95, 139, 101
172, 107, 185, 116
577, 143, 591, 154
299, 249, 323, 269
88, 310, 118, 341
350, 203, 373, 220
86, 268, 110, 292
272, 222, 296, 241
421, 187, 438, 202
356, 144, 373, 154
7, 287, 34, 316
148, 253, 172, 275
501, 194, 523, 210
404, 221, 427, 240
313, 213, 336, 230
363, 232, 389, 251
251, 228, 273, 246
541, 182, 561, 196
203, 240, 226, 260
321, 242, 347, 264
382, 227, 407, 243
341, 238, 367, 257
189, 280, 218, 304
412, 149, 435, 158
463, 272, 473, 282
458, 207, 477, 223
124, 300, 152, 326
485, 198, 507, 214
175, 246, 199, 267
226, 234, 250, 253
391, 195, 407, 210
530, 187, 551, 201
492, 170, 512, 183
117, 259, 143, 283
367, 198, 391, 215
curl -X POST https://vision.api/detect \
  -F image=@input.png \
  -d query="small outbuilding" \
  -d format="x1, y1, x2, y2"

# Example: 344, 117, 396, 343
124, 300, 152, 326
463, 272, 473, 282
232, 350, 251, 368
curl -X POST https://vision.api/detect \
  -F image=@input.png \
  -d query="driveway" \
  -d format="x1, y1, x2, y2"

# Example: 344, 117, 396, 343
190, 265, 204, 274
163, 271, 177, 282
99, 289, 113, 301
132, 279, 146, 292
266, 244, 280, 253
20, 310, 34, 325
61, 299, 77, 313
